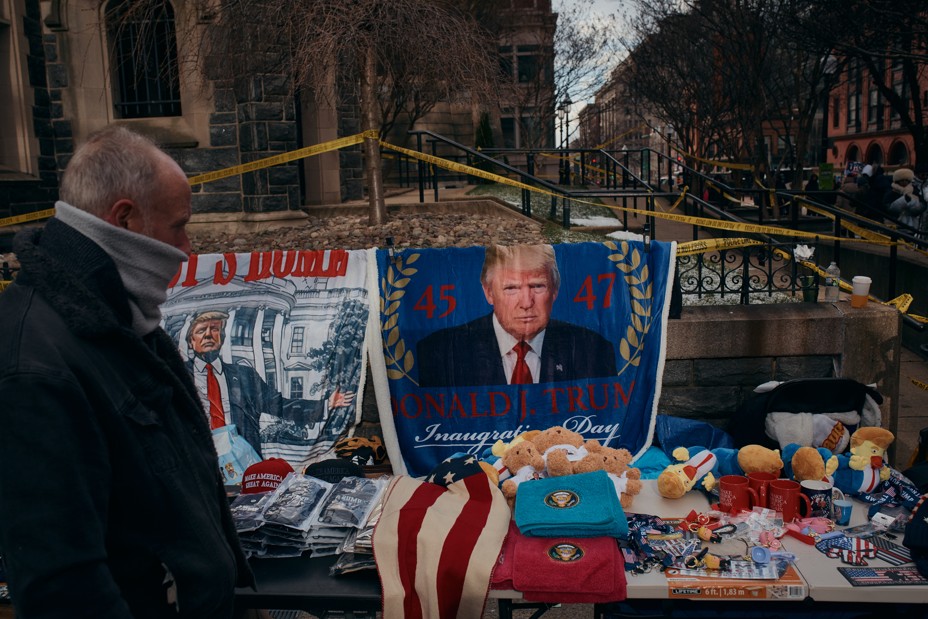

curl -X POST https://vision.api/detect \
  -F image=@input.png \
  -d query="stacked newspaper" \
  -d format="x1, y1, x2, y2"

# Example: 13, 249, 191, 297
230, 473, 389, 560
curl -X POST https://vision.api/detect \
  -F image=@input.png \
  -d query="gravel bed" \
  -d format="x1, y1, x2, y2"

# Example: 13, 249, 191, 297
0, 210, 550, 273
188, 211, 549, 254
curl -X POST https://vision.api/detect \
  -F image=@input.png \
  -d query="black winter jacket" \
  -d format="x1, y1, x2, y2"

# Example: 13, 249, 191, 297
0, 219, 253, 618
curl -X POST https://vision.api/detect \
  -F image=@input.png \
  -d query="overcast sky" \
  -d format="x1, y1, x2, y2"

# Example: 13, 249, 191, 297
554, 0, 632, 123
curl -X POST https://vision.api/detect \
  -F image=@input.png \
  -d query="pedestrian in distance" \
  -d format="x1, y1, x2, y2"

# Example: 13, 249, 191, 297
836, 170, 864, 236
885, 167, 926, 238
805, 173, 819, 193
0, 125, 254, 617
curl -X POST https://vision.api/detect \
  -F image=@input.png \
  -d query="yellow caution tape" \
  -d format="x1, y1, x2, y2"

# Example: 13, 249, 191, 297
767, 248, 853, 291
884, 294, 914, 313
594, 123, 648, 151
802, 200, 928, 257
705, 181, 745, 206
800, 201, 896, 246
187, 131, 378, 185
911, 376, 928, 391
665, 187, 687, 212
381, 140, 545, 195
671, 147, 754, 171
0, 208, 56, 228
908, 313, 928, 324
536, 123, 649, 166
677, 237, 765, 257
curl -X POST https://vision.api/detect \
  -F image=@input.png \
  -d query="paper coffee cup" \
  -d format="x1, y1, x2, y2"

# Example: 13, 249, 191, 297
851, 275, 871, 308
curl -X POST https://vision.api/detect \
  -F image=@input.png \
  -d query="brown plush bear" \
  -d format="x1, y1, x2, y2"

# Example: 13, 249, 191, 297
736, 444, 785, 476
596, 446, 643, 508
780, 443, 838, 482
530, 425, 604, 477
499, 441, 545, 507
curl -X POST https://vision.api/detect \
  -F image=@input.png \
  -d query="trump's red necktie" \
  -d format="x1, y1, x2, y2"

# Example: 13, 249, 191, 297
511, 341, 533, 385
205, 363, 225, 429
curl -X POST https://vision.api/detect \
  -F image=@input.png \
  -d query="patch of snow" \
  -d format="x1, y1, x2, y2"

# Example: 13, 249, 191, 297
571, 216, 623, 228
607, 230, 644, 242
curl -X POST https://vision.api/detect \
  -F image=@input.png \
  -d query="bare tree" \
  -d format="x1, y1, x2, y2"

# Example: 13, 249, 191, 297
623, 9, 732, 174
624, 0, 842, 196
110, 0, 499, 224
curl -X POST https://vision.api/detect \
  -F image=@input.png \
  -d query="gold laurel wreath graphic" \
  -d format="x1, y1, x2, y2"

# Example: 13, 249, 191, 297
603, 240, 653, 376
380, 252, 420, 384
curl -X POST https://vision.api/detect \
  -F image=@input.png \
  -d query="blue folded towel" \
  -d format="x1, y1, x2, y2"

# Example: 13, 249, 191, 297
514, 470, 628, 539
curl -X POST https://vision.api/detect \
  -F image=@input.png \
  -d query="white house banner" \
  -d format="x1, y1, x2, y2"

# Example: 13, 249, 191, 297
372, 240, 676, 477
162, 249, 370, 475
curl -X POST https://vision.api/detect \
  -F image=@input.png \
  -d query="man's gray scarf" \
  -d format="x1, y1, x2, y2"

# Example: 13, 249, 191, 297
54, 201, 188, 335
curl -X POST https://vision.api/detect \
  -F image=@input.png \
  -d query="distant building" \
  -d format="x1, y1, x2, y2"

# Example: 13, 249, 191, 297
826, 57, 928, 172
577, 60, 665, 183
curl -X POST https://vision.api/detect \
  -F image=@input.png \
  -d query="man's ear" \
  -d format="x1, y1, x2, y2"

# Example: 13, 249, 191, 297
482, 283, 494, 306
103, 199, 137, 229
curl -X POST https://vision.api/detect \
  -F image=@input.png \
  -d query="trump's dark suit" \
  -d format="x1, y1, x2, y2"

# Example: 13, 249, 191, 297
416, 313, 617, 388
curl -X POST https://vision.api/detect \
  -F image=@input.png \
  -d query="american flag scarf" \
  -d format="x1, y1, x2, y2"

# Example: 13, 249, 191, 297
373, 456, 511, 619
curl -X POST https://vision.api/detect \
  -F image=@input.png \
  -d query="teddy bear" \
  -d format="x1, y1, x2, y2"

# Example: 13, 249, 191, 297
530, 425, 604, 477
597, 446, 643, 508
833, 427, 895, 495
499, 441, 545, 506
781, 443, 838, 483
657, 445, 783, 499
480, 430, 541, 484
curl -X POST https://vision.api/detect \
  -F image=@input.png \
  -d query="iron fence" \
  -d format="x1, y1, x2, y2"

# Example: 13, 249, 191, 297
677, 242, 809, 304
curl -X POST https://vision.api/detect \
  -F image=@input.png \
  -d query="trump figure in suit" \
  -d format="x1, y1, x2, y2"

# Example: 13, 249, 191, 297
186, 311, 353, 457
416, 244, 616, 388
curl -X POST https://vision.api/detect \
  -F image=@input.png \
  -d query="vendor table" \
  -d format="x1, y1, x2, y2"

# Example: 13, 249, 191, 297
235, 480, 928, 617
234, 554, 380, 617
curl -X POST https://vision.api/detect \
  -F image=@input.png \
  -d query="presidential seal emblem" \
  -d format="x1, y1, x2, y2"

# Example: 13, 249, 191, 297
549, 543, 584, 562
544, 489, 580, 508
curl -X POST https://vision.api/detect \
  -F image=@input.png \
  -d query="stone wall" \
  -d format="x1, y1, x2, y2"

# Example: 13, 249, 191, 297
174, 74, 304, 215
661, 301, 901, 455
1, 0, 62, 218
337, 78, 364, 202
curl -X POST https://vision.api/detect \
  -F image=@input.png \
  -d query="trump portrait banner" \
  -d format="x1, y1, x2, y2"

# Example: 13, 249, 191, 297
369, 240, 677, 477
161, 249, 371, 480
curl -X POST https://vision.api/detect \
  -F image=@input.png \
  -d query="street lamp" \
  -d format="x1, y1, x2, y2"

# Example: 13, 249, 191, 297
559, 95, 572, 185
666, 125, 674, 191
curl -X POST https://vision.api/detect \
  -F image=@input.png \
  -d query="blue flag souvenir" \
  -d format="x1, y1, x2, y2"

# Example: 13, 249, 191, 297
370, 240, 676, 477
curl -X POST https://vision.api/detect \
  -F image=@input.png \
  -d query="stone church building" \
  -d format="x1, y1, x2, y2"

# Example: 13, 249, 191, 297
2, 0, 555, 221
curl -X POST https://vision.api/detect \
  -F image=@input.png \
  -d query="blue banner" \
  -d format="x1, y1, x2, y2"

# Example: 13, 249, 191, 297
374, 241, 675, 477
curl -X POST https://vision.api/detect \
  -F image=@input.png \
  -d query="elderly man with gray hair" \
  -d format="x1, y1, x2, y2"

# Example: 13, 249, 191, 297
0, 125, 253, 617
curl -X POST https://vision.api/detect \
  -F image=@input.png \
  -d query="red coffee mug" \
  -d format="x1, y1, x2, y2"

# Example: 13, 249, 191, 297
747, 471, 777, 509
767, 479, 811, 522
718, 474, 757, 514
